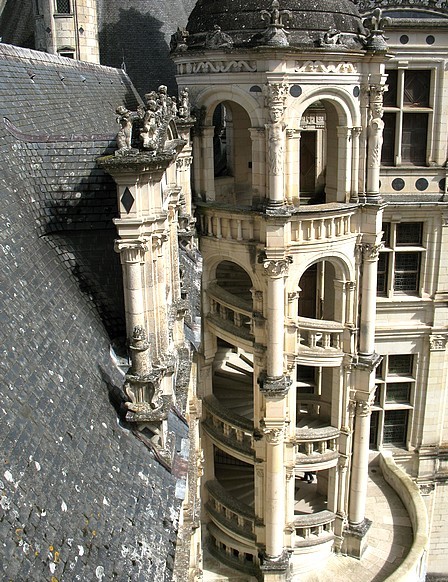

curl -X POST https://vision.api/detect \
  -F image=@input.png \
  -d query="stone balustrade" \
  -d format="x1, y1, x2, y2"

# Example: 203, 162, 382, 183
197, 203, 356, 246
292, 510, 336, 548
207, 282, 255, 342
205, 480, 256, 541
202, 395, 254, 461
290, 206, 355, 245
294, 424, 340, 470
285, 316, 345, 366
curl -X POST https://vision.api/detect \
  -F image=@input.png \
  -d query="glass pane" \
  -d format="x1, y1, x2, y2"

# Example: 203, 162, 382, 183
389, 354, 413, 375
381, 113, 396, 166
394, 253, 420, 292
384, 70, 398, 107
383, 410, 408, 445
403, 70, 431, 107
401, 113, 428, 165
377, 253, 388, 295
369, 410, 379, 449
396, 222, 422, 246
56, 0, 71, 12
386, 382, 411, 403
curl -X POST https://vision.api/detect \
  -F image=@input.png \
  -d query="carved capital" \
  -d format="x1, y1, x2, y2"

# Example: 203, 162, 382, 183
419, 482, 435, 496
429, 334, 447, 352
264, 427, 284, 445
362, 242, 384, 261
265, 82, 288, 110
355, 400, 371, 417
263, 258, 292, 278
114, 239, 150, 262
259, 374, 292, 397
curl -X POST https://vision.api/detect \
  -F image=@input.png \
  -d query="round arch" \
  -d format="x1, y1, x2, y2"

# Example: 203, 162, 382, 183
203, 254, 261, 290
288, 252, 355, 291
291, 87, 360, 128
195, 86, 263, 128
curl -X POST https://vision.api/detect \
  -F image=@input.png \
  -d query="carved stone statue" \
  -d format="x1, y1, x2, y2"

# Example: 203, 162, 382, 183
205, 25, 234, 49
170, 26, 189, 53
115, 106, 137, 153
178, 88, 191, 119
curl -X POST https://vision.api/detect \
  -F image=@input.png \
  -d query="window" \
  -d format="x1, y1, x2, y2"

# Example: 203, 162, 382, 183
370, 354, 415, 449
377, 222, 424, 297
382, 69, 432, 166
56, 0, 71, 13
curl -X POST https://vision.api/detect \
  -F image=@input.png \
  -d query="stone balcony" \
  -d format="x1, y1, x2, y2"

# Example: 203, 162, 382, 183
197, 202, 357, 248
294, 422, 340, 472
286, 316, 346, 366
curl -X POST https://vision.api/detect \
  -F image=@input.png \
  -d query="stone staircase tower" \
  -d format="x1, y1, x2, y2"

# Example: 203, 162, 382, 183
33, 0, 99, 62
171, 1, 390, 579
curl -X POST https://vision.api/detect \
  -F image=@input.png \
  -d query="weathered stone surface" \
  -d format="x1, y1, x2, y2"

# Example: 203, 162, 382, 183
0, 44, 186, 581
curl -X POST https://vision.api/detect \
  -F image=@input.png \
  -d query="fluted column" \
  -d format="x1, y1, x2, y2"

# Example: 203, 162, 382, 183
351, 126, 362, 202
115, 239, 149, 338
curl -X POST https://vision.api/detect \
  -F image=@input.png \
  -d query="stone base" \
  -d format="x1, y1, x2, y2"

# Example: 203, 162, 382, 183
260, 550, 290, 581
342, 518, 372, 559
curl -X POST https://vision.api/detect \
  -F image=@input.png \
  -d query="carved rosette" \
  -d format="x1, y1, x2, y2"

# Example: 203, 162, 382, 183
429, 334, 448, 352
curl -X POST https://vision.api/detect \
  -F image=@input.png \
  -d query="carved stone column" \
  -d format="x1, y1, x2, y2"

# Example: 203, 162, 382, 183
263, 258, 290, 379
115, 239, 149, 338
249, 127, 267, 198
286, 129, 300, 204
263, 425, 287, 562
351, 126, 362, 202
359, 242, 382, 357
201, 126, 215, 201
366, 84, 385, 202
265, 83, 288, 207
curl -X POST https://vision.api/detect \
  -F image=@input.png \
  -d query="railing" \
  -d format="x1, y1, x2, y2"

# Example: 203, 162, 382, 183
380, 452, 429, 582
197, 203, 357, 246
207, 282, 255, 342
206, 480, 256, 540
290, 206, 356, 245
202, 395, 254, 459
292, 510, 336, 548
199, 207, 260, 244
297, 317, 344, 353
294, 425, 340, 469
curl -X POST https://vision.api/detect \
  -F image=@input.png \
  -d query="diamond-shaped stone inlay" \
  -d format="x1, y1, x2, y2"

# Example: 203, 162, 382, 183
121, 187, 134, 214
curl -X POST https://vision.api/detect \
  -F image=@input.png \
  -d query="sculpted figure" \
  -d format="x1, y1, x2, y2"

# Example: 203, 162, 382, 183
140, 99, 159, 150
178, 88, 191, 118
115, 106, 135, 151
267, 105, 286, 175
205, 25, 234, 49
368, 101, 384, 168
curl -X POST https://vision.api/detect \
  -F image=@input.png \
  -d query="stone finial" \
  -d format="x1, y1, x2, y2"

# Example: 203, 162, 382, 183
260, 0, 291, 46
363, 8, 391, 51
205, 25, 234, 49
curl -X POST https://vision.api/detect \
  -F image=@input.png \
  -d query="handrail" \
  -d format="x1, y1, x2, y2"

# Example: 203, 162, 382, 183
380, 452, 429, 582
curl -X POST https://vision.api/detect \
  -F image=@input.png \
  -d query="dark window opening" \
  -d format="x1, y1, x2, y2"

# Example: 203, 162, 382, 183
56, 0, 71, 13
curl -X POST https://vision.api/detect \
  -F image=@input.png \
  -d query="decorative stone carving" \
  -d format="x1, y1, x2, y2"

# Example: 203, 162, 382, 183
265, 82, 288, 109
419, 482, 435, 496
260, 549, 290, 572
317, 28, 342, 47
361, 242, 383, 261
295, 60, 358, 74
178, 87, 191, 119
259, 0, 291, 47
177, 60, 257, 75
263, 258, 291, 278
429, 334, 448, 351
170, 27, 189, 53
264, 427, 284, 445
363, 8, 391, 51
114, 239, 150, 262
368, 84, 386, 170
115, 106, 138, 155
259, 374, 292, 397
355, 400, 371, 417
205, 25, 234, 49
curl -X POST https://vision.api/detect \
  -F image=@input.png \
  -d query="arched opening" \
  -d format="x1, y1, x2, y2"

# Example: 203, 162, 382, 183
298, 260, 336, 320
298, 98, 350, 205
216, 260, 252, 301
212, 101, 252, 205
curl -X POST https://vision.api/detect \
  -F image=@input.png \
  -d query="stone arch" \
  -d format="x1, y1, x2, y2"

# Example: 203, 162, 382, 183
196, 86, 263, 128
290, 89, 360, 204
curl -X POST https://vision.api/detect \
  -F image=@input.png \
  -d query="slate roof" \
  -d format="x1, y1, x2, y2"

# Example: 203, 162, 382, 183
0, 45, 187, 581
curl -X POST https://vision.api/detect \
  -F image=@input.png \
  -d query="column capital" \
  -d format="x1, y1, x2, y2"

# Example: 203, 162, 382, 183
263, 426, 284, 445
114, 238, 150, 262
429, 334, 448, 352
259, 374, 292, 397
261, 256, 292, 278
360, 242, 384, 261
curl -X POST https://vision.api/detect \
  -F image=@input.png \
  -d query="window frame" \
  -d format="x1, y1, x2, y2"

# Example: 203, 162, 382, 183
382, 67, 435, 167
370, 354, 415, 449
377, 221, 426, 298
55, 0, 71, 14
